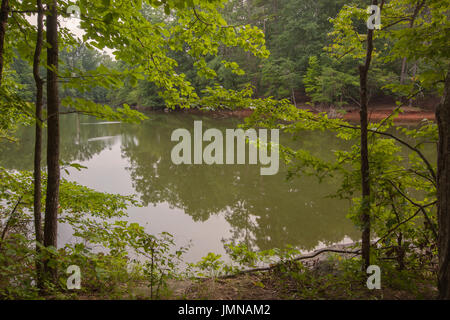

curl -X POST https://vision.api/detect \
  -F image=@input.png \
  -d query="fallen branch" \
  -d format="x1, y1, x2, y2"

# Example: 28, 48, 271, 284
219, 247, 361, 279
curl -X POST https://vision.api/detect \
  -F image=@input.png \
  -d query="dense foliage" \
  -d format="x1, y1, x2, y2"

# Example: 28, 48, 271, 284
9, 0, 442, 110
0, 0, 449, 299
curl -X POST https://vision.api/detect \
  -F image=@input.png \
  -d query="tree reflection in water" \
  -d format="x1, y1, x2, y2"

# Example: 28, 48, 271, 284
0, 113, 360, 259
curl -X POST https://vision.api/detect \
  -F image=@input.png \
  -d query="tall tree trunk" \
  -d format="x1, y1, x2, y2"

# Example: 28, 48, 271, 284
0, 0, 9, 84
33, 0, 44, 289
359, 0, 379, 269
359, 65, 371, 270
437, 66, 450, 299
43, 0, 60, 283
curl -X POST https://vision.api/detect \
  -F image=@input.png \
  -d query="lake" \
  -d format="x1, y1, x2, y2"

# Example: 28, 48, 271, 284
0, 113, 368, 263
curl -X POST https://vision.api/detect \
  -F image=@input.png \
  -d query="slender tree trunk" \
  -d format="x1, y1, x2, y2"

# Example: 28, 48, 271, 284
437, 66, 450, 299
359, 63, 371, 269
292, 88, 297, 107
399, 0, 425, 85
43, 0, 60, 283
409, 63, 418, 107
33, 0, 44, 289
0, 0, 9, 84
359, 0, 379, 270
400, 58, 408, 85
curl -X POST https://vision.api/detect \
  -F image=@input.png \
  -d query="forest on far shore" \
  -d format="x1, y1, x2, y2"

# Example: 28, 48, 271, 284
10, 0, 441, 111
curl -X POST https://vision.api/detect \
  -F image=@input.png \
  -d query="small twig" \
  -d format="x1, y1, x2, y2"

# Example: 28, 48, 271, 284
375, 208, 422, 245
0, 196, 23, 251
387, 180, 438, 239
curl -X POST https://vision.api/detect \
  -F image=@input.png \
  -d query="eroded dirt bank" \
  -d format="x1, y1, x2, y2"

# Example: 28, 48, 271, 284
342, 106, 435, 123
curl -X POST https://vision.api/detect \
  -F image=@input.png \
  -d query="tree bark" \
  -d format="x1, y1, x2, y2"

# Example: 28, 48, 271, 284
437, 66, 450, 299
359, 63, 371, 269
33, 0, 44, 289
43, 0, 60, 283
0, 0, 9, 84
359, 0, 379, 270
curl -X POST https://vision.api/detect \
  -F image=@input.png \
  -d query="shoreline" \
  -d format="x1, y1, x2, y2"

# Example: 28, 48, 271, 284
142, 105, 436, 123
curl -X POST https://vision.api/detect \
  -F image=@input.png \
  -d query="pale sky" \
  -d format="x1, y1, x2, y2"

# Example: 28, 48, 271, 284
26, 10, 115, 57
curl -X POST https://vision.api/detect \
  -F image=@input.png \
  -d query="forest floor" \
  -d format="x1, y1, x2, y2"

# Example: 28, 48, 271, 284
112, 245, 437, 300
172, 251, 438, 300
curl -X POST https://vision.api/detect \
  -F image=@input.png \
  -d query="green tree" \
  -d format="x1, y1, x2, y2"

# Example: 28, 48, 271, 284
2, 0, 269, 289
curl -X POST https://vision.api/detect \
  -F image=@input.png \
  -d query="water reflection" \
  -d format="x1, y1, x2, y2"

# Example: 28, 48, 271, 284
0, 113, 361, 261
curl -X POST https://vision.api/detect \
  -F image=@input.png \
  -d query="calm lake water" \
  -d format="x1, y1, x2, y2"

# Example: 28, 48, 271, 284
1, 113, 369, 263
